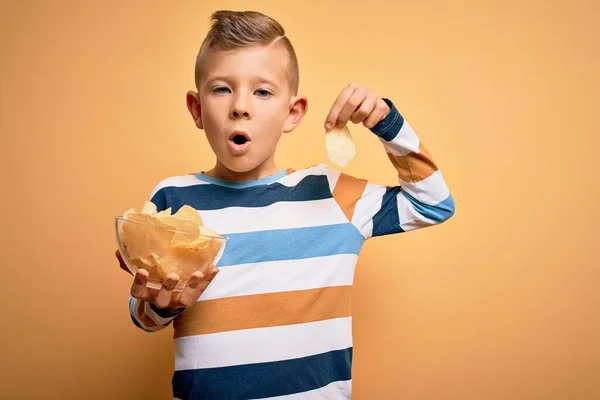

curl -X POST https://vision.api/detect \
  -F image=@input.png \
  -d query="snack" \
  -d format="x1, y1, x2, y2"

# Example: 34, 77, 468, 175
325, 124, 356, 167
117, 201, 225, 284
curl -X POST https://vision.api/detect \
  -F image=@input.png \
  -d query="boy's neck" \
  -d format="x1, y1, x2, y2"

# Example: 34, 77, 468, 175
204, 158, 280, 183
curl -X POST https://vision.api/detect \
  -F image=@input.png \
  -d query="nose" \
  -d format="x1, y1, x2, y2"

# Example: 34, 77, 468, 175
230, 92, 251, 119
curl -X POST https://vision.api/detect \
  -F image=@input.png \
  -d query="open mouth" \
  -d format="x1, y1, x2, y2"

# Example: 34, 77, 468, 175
228, 131, 251, 154
232, 134, 248, 145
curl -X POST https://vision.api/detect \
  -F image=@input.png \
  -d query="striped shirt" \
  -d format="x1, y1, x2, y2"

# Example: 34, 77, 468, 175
128, 99, 455, 399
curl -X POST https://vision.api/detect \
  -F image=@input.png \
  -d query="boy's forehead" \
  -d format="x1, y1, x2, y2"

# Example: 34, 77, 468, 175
202, 44, 290, 85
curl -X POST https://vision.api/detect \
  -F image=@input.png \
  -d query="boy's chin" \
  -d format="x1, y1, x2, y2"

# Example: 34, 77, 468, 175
221, 158, 254, 172
220, 157, 276, 177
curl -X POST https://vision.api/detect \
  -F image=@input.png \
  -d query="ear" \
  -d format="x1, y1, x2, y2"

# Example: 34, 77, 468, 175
283, 95, 308, 133
186, 90, 204, 130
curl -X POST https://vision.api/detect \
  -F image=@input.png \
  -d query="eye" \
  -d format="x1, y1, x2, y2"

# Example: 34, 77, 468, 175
214, 87, 231, 94
255, 89, 271, 98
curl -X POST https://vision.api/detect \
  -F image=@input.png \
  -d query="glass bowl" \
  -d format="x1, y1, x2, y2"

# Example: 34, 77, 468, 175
115, 216, 227, 292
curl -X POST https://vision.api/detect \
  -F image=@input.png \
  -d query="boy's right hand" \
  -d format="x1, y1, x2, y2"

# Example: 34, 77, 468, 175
115, 250, 219, 310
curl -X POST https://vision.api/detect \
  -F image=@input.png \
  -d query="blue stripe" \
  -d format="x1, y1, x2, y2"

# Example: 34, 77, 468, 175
369, 98, 405, 142
403, 192, 455, 223
217, 223, 364, 267
372, 186, 404, 237
172, 347, 353, 400
151, 174, 331, 213
372, 188, 456, 237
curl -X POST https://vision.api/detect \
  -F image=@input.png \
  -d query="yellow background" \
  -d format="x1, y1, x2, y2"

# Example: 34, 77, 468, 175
1, 0, 598, 398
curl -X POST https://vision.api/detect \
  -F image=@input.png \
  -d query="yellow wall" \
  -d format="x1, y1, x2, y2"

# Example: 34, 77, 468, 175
1, 1, 598, 398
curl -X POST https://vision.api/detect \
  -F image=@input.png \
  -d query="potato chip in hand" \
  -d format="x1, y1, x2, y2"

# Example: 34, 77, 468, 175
326, 125, 356, 167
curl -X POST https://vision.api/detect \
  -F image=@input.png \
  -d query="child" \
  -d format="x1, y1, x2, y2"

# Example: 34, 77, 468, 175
118, 10, 455, 400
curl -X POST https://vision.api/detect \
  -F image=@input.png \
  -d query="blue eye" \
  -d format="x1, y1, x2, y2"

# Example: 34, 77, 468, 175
214, 87, 230, 94
256, 89, 271, 98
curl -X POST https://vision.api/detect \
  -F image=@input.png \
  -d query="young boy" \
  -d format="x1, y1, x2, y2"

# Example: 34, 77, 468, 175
118, 10, 454, 400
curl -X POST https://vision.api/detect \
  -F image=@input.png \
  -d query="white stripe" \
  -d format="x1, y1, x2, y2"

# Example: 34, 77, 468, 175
281, 164, 340, 193
174, 317, 353, 370
199, 254, 358, 301
151, 174, 207, 197
397, 192, 437, 232
319, 164, 341, 194
201, 198, 347, 235
256, 380, 352, 399
351, 182, 385, 239
381, 120, 420, 156
279, 164, 328, 187
399, 170, 450, 206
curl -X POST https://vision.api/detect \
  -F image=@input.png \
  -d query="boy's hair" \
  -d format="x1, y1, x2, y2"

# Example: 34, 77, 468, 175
194, 10, 300, 94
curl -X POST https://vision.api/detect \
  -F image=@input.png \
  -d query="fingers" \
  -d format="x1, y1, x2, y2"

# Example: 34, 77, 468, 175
325, 84, 385, 130
325, 84, 357, 130
350, 92, 378, 125
176, 267, 220, 308
130, 269, 150, 299
153, 273, 180, 309
194, 268, 219, 296
336, 86, 369, 127
177, 271, 205, 307
363, 98, 390, 129
199, 267, 220, 291
131, 266, 220, 310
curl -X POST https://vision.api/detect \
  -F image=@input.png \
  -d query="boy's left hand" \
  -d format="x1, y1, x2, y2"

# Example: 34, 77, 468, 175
325, 83, 390, 131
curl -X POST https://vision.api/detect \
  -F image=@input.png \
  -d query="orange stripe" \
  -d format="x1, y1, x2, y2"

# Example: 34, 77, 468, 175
136, 299, 158, 328
332, 173, 368, 222
387, 143, 438, 183
286, 168, 296, 175
173, 286, 352, 338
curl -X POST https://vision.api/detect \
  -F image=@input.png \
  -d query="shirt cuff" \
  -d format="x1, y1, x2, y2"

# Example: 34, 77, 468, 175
149, 302, 186, 318
370, 98, 405, 142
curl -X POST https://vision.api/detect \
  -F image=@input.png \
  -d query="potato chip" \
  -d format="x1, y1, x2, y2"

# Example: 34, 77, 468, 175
158, 216, 199, 235
325, 125, 356, 167
131, 257, 162, 281
156, 208, 172, 218
140, 201, 157, 215
173, 205, 204, 226
199, 225, 221, 238
159, 243, 214, 278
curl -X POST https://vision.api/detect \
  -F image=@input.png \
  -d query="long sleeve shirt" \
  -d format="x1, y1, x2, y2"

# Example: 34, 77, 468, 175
128, 99, 455, 399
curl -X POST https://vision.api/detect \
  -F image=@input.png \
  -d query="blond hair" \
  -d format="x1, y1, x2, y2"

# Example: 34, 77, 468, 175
194, 10, 300, 94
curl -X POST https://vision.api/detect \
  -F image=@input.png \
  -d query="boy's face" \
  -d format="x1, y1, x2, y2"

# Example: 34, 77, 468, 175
187, 43, 307, 179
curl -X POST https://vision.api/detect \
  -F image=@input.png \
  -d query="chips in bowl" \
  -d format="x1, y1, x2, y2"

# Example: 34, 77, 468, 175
115, 201, 227, 291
